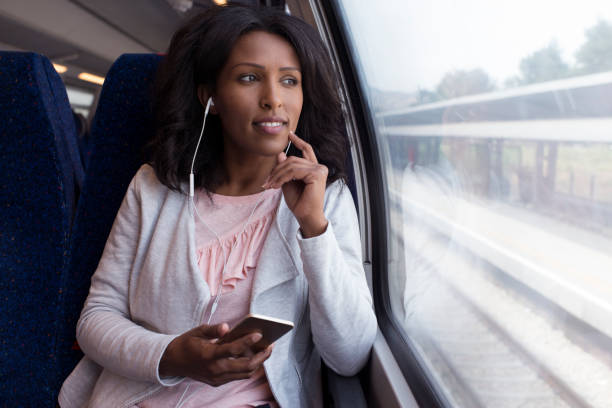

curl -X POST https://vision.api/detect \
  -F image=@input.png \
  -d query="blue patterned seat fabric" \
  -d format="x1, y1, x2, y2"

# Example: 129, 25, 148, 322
46, 65, 86, 195
0, 51, 80, 406
56, 54, 163, 393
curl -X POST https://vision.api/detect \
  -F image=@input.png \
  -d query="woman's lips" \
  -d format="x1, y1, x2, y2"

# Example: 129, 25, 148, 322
253, 121, 287, 135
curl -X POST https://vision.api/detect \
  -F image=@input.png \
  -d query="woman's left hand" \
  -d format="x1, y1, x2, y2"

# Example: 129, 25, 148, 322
263, 131, 328, 238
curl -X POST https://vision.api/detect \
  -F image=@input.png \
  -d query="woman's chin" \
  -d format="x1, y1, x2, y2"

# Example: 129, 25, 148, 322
251, 137, 290, 156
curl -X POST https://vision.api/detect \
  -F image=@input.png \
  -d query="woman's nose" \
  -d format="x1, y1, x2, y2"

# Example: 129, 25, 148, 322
259, 82, 282, 109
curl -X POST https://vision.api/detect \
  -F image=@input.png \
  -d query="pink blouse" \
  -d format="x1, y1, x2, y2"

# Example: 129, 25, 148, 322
136, 187, 282, 408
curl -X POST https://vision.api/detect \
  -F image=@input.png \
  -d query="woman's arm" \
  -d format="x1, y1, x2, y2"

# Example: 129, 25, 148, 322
297, 183, 377, 376
75, 170, 184, 385
265, 132, 377, 376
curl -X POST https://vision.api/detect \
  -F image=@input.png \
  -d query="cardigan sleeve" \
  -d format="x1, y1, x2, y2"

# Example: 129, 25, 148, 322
75, 168, 184, 386
297, 182, 377, 376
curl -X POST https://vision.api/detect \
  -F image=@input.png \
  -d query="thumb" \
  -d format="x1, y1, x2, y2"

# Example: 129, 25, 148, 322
191, 323, 229, 339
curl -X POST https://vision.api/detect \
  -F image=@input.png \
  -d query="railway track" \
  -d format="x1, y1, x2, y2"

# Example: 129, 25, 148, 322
391, 202, 612, 407
412, 265, 587, 408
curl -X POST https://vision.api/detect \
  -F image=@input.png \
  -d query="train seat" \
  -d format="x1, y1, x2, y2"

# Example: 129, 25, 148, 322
0, 51, 79, 405
45, 60, 86, 198
56, 54, 163, 387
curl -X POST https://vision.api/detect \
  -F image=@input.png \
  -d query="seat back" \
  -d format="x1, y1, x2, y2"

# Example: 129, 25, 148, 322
57, 54, 163, 381
46, 63, 86, 195
0, 51, 77, 406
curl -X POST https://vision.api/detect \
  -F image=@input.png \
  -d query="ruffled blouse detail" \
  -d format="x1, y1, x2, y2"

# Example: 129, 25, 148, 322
194, 188, 281, 296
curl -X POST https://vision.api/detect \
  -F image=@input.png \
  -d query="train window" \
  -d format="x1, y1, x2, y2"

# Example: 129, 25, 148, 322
337, 0, 612, 406
65, 85, 95, 118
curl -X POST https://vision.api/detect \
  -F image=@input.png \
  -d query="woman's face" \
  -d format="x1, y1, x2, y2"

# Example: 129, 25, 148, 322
208, 31, 303, 158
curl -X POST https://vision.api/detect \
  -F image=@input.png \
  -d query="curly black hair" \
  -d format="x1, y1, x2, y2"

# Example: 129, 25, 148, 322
148, 4, 347, 193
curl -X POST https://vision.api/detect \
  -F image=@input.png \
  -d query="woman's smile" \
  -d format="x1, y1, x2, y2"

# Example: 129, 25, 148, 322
253, 116, 289, 135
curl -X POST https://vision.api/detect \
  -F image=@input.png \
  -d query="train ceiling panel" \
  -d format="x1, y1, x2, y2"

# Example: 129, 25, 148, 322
70, 0, 184, 52
0, 0, 186, 78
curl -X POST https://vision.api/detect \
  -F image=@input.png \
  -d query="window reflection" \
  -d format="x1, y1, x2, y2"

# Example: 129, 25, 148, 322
339, 1, 612, 406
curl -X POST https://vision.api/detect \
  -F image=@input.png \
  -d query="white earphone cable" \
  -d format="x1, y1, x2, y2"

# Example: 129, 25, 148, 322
192, 191, 265, 324
177, 100, 291, 407
190, 97, 213, 198
175, 384, 191, 408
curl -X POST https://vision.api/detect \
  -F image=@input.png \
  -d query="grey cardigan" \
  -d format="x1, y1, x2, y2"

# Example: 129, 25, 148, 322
58, 164, 377, 408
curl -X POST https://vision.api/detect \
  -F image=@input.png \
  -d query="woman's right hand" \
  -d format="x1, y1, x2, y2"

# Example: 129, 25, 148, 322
159, 323, 273, 386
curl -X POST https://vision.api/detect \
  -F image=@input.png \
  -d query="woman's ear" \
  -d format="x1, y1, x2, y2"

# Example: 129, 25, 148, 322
197, 84, 218, 114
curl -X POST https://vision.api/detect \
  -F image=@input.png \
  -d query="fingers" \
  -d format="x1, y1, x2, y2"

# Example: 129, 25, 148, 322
216, 344, 274, 375
202, 349, 271, 386
198, 344, 274, 386
264, 156, 327, 189
288, 131, 318, 164
249, 344, 274, 367
191, 323, 229, 339
214, 332, 263, 359
217, 323, 230, 337
262, 132, 324, 190
181, 331, 275, 387
270, 164, 321, 188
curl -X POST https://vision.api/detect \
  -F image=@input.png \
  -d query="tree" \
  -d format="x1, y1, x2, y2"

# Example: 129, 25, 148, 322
575, 19, 612, 74
518, 41, 569, 84
436, 68, 495, 99
416, 88, 440, 104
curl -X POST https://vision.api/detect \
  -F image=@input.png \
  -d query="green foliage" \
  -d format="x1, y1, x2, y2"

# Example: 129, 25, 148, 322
436, 69, 495, 99
518, 41, 569, 84
417, 88, 441, 104
416, 19, 612, 102
575, 19, 612, 74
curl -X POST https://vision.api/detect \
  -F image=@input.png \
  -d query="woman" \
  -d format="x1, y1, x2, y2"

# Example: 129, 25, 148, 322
58, 4, 376, 408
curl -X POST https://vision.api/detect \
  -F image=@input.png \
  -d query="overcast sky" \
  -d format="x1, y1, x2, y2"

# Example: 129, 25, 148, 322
340, 0, 612, 93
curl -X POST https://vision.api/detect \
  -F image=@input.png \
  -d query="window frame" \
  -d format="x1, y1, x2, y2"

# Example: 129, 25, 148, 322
313, 1, 454, 406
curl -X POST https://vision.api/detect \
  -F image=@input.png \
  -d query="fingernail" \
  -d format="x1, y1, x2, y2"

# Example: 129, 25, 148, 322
251, 333, 263, 342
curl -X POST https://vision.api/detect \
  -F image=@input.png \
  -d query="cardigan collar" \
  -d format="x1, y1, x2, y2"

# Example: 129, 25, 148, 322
250, 194, 301, 304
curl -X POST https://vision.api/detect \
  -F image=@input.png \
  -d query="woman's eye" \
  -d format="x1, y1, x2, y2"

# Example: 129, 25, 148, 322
282, 77, 299, 86
239, 74, 257, 82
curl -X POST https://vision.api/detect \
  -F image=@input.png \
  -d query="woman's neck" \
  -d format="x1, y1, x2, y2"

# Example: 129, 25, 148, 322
214, 150, 276, 196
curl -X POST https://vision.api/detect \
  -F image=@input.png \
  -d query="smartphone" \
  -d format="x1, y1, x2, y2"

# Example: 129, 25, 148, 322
217, 313, 294, 352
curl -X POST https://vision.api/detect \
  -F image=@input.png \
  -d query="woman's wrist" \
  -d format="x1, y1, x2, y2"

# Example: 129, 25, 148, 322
298, 214, 328, 238
159, 337, 181, 378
